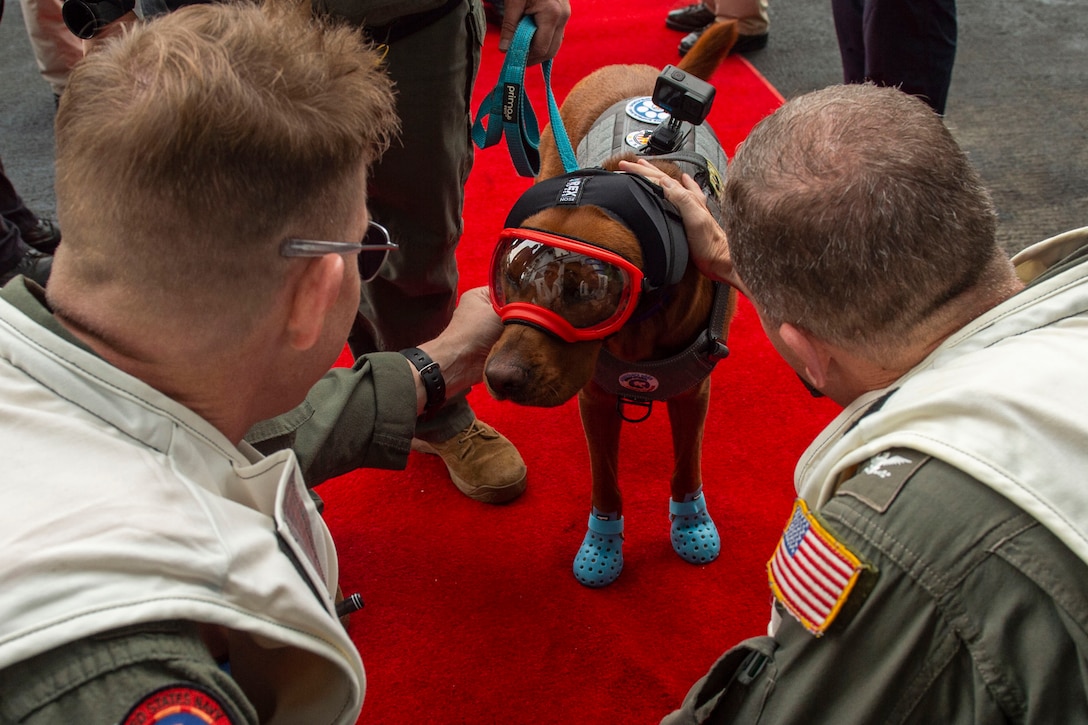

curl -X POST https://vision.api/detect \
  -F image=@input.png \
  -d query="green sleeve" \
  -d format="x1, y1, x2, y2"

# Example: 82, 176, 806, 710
245, 351, 419, 485
0, 622, 257, 724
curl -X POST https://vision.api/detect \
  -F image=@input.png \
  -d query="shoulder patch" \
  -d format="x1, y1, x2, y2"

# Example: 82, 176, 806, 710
861, 450, 915, 479
122, 683, 236, 724
767, 499, 865, 637
838, 448, 931, 513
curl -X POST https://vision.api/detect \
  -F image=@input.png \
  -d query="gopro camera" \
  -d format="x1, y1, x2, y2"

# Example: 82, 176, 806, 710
647, 65, 716, 154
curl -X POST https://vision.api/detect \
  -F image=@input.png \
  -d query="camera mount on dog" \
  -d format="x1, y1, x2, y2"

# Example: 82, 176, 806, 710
646, 65, 716, 155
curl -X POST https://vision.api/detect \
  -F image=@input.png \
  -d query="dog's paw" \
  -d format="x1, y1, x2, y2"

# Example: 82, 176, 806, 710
573, 515, 624, 587
670, 496, 721, 565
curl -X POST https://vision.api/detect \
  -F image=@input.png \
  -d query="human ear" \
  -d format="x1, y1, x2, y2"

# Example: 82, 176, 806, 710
778, 322, 830, 391
285, 254, 344, 351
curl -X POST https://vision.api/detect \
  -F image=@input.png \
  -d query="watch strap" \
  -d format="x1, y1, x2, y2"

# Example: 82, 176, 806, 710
400, 347, 446, 418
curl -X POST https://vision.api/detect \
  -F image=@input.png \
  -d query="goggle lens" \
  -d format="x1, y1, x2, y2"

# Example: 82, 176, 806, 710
490, 230, 642, 341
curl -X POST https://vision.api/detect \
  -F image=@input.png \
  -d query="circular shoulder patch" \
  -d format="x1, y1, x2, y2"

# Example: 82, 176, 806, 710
625, 96, 669, 125
122, 684, 235, 724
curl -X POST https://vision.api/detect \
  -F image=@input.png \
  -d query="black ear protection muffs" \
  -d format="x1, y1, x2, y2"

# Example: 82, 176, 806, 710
504, 168, 689, 291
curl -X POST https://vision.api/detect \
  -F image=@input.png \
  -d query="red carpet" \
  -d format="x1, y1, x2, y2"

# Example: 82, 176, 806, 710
320, 2, 840, 721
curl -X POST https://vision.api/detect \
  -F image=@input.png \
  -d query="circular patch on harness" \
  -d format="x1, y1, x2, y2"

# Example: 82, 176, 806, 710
625, 97, 669, 125
618, 371, 660, 394
625, 129, 654, 150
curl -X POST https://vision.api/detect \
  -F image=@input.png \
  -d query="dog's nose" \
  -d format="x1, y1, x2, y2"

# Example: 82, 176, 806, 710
484, 358, 530, 401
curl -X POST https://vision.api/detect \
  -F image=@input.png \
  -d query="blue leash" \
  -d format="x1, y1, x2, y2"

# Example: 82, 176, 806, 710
472, 16, 578, 177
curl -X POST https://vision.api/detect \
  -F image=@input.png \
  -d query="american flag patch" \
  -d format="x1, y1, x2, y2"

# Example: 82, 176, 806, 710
768, 499, 863, 636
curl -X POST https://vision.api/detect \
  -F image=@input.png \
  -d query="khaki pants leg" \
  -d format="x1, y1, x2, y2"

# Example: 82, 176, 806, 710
713, 0, 769, 35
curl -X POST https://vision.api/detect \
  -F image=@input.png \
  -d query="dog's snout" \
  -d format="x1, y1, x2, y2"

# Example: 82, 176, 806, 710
484, 357, 531, 401
484, 324, 601, 407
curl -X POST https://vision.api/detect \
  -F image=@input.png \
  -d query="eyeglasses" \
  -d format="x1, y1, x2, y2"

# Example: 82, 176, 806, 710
280, 221, 397, 282
489, 228, 645, 342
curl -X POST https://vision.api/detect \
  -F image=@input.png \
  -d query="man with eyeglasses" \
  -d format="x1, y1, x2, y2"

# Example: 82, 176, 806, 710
69, 0, 569, 508
0, 4, 504, 722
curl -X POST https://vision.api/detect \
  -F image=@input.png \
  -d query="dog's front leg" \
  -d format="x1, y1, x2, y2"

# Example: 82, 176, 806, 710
578, 379, 624, 515
666, 376, 711, 503
572, 379, 626, 587
665, 376, 721, 566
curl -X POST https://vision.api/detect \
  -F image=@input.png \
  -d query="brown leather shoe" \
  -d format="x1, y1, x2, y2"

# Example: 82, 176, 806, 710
413, 419, 527, 504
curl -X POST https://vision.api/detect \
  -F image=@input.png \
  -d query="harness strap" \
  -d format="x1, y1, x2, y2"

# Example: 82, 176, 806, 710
574, 97, 728, 223
638, 149, 726, 224
593, 281, 732, 405
471, 16, 578, 177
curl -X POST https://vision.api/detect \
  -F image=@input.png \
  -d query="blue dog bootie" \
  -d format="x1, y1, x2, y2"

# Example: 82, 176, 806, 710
670, 490, 721, 564
573, 509, 624, 587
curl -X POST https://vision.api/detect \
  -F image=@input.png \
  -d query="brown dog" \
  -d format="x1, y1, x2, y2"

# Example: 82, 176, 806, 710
484, 23, 739, 587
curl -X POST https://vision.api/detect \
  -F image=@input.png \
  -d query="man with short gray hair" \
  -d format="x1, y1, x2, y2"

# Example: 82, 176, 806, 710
625, 82, 1088, 722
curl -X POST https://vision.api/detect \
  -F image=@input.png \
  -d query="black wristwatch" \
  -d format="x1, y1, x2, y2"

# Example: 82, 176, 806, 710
400, 347, 446, 419
62, 0, 135, 38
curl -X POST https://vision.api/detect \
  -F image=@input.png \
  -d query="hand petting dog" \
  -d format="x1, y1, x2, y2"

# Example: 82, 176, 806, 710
618, 158, 744, 293
414, 287, 505, 417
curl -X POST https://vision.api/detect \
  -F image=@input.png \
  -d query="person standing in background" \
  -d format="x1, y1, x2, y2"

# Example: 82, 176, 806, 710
17, 0, 83, 103
831, 0, 957, 114
308, 0, 570, 504
665, 0, 769, 57
0, 0, 63, 286
0, 157, 57, 287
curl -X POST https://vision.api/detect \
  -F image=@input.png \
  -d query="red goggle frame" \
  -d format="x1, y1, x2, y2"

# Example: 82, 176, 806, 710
489, 228, 645, 342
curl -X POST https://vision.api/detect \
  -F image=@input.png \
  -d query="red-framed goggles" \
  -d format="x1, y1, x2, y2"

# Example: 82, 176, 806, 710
489, 227, 646, 342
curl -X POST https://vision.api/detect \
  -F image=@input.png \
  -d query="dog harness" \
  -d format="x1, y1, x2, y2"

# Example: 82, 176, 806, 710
576, 96, 730, 223
593, 281, 731, 412
578, 96, 733, 413
492, 97, 734, 418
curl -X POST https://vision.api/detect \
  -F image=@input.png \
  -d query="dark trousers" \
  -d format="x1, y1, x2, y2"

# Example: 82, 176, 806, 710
0, 157, 32, 269
347, 0, 484, 442
832, 0, 957, 114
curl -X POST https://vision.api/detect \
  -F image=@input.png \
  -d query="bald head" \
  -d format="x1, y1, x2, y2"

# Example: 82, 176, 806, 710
724, 83, 1014, 358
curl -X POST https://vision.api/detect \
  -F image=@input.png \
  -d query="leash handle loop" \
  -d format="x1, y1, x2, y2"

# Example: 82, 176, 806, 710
471, 16, 578, 177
